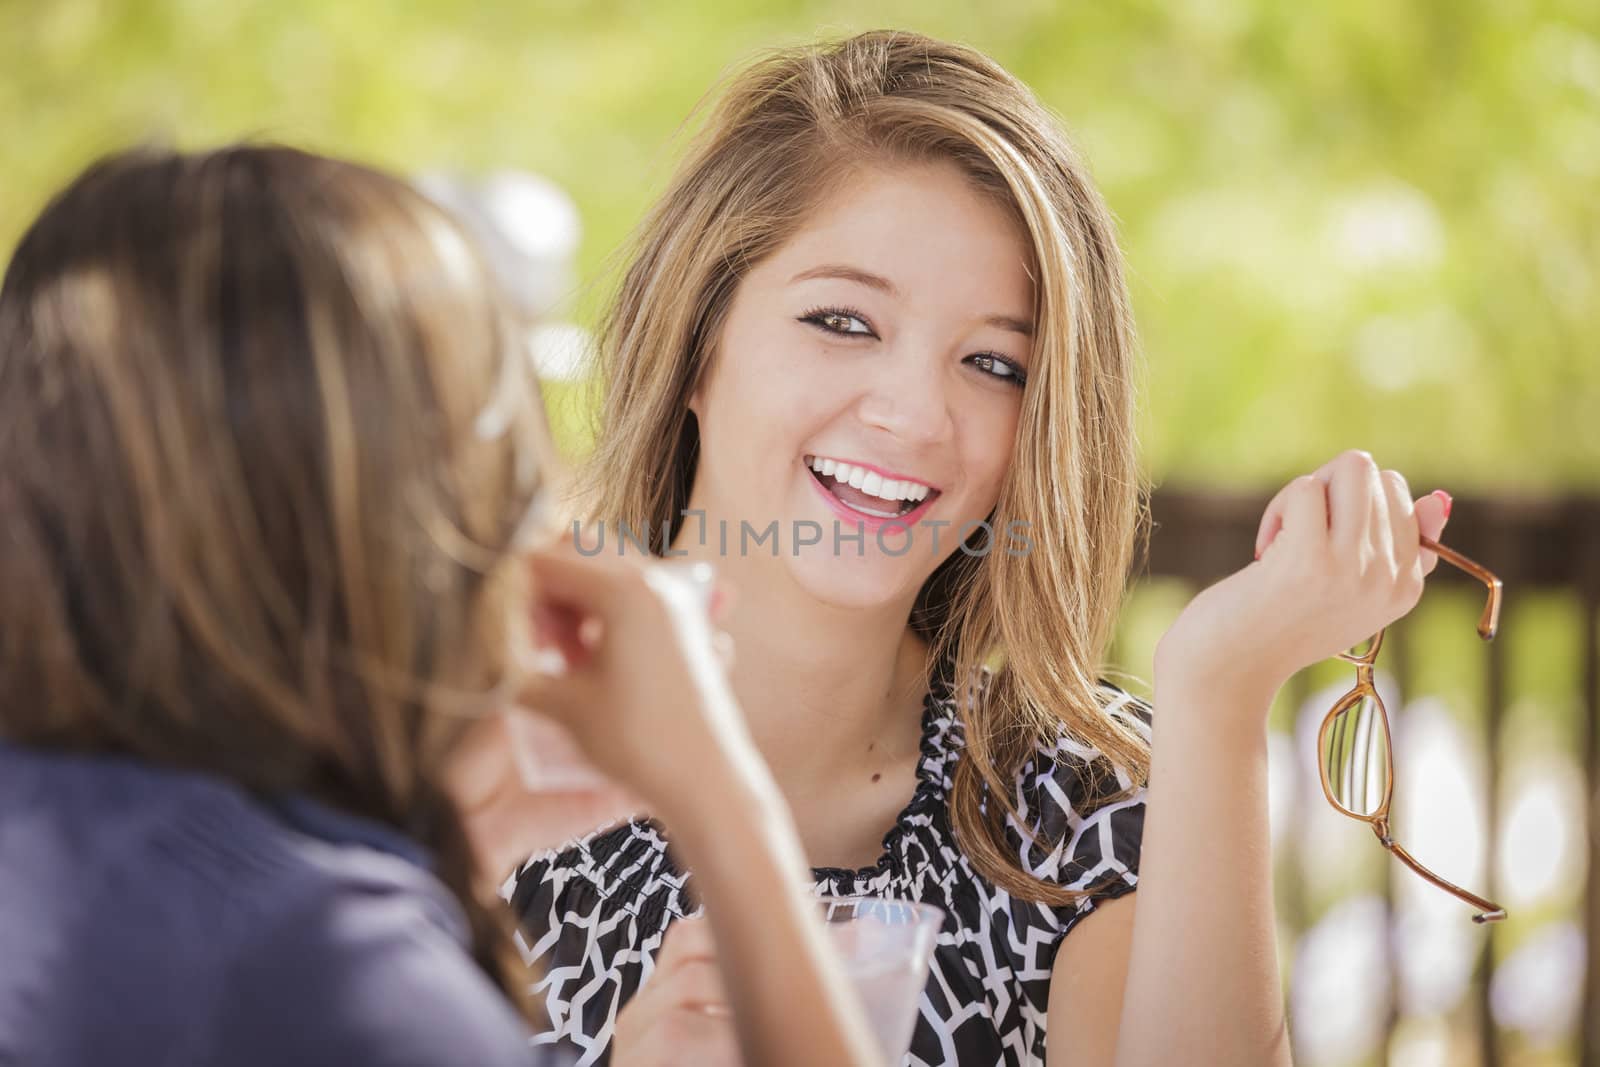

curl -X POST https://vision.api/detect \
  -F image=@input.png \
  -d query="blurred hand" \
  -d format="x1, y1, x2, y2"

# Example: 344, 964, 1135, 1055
613, 918, 742, 1067
518, 536, 756, 817
515, 540, 884, 1067
1154, 449, 1451, 726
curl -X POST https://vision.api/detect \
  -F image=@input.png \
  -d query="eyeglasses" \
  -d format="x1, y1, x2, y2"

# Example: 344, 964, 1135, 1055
1316, 535, 1507, 924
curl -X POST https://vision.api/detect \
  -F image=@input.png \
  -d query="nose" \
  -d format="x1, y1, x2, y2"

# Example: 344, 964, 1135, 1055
854, 340, 954, 447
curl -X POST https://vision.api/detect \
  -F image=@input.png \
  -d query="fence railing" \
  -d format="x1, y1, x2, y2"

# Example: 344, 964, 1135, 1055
1129, 488, 1600, 1067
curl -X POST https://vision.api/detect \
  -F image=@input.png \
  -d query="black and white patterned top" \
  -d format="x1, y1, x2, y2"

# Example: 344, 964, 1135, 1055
506, 681, 1151, 1066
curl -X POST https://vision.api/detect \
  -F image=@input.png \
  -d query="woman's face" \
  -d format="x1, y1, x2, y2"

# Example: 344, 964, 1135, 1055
688, 161, 1035, 609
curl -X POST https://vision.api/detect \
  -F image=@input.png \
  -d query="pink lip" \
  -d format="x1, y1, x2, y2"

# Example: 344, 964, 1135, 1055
807, 455, 938, 491
804, 466, 940, 534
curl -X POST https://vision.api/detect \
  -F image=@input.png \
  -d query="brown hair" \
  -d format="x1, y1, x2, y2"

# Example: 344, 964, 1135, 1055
576, 30, 1153, 905
0, 145, 548, 1007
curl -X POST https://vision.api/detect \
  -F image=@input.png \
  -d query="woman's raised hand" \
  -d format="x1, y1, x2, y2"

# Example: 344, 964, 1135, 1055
1154, 449, 1452, 725
518, 535, 755, 821
446, 535, 742, 885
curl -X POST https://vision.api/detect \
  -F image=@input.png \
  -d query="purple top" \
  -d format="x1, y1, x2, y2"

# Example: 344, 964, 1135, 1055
0, 740, 551, 1067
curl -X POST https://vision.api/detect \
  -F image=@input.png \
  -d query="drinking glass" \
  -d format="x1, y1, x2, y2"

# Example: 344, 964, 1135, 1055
820, 896, 944, 1061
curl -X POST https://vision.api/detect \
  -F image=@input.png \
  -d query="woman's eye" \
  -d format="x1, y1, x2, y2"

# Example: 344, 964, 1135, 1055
968, 353, 1028, 388
800, 307, 875, 337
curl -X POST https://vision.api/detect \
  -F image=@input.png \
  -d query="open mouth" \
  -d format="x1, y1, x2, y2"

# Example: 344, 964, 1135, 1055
803, 454, 942, 519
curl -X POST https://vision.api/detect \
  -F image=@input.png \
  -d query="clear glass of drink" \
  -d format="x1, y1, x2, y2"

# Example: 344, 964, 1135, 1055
820, 896, 944, 1062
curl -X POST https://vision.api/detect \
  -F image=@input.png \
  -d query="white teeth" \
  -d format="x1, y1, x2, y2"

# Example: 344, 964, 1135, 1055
807, 456, 934, 504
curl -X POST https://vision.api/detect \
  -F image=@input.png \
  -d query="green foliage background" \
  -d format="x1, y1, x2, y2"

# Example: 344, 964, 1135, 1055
4, 5, 1596, 1060
3, 0, 1597, 491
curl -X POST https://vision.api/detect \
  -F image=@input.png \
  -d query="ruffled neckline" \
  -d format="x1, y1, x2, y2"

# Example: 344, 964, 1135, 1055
514, 682, 967, 919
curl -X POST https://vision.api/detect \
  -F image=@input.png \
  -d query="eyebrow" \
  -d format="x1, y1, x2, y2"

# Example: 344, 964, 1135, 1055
984, 314, 1033, 337
788, 263, 1034, 337
789, 264, 897, 294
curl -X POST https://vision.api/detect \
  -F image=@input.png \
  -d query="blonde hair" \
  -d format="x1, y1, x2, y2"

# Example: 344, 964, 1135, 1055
578, 30, 1153, 905
0, 145, 549, 1005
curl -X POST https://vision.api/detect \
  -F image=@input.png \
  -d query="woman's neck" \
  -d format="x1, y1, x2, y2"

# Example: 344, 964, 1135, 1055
675, 547, 932, 789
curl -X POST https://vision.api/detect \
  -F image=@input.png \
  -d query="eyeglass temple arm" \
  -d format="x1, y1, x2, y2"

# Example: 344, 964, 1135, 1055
1420, 536, 1502, 641
1371, 820, 1506, 924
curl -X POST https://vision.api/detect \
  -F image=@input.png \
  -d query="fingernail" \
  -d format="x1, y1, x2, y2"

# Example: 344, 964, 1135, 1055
1433, 490, 1453, 520
1253, 547, 1261, 561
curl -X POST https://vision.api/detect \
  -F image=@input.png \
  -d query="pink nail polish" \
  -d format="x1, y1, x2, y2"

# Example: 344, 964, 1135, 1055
1433, 490, 1453, 520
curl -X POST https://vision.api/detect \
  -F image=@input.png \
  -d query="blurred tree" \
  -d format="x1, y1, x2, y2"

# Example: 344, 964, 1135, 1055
2, 0, 1594, 487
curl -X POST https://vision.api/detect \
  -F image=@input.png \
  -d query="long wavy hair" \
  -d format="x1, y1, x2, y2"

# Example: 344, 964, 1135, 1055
575, 29, 1154, 905
0, 145, 549, 1007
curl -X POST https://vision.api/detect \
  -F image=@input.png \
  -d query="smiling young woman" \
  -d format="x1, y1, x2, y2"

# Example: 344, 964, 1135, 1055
506, 29, 1452, 1067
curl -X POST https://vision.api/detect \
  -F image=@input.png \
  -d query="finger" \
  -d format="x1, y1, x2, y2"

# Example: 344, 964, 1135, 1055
621, 922, 720, 1020
1266, 474, 1331, 559
615, 975, 734, 1063
532, 599, 590, 671
1380, 470, 1419, 577
517, 652, 600, 727
1253, 489, 1286, 561
1254, 512, 1281, 561
1413, 491, 1451, 575
654, 916, 719, 974
661, 958, 729, 1012
526, 539, 636, 621
1258, 450, 1356, 558
1327, 450, 1379, 554
524, 548, 622, 681
1368, 469, 1392, 559
1254, 476, 1320, 559
656, 1008, 741, 1064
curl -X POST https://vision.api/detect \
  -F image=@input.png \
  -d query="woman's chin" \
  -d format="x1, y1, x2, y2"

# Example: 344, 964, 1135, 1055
782, 551, 927, 612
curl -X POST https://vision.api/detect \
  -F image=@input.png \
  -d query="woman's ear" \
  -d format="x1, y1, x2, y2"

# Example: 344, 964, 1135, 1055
686, 345, 716, 418
686, 362, 711, 418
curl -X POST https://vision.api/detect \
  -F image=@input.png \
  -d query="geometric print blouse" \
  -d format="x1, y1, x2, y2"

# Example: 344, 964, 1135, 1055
506, 681, 1152, 1066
